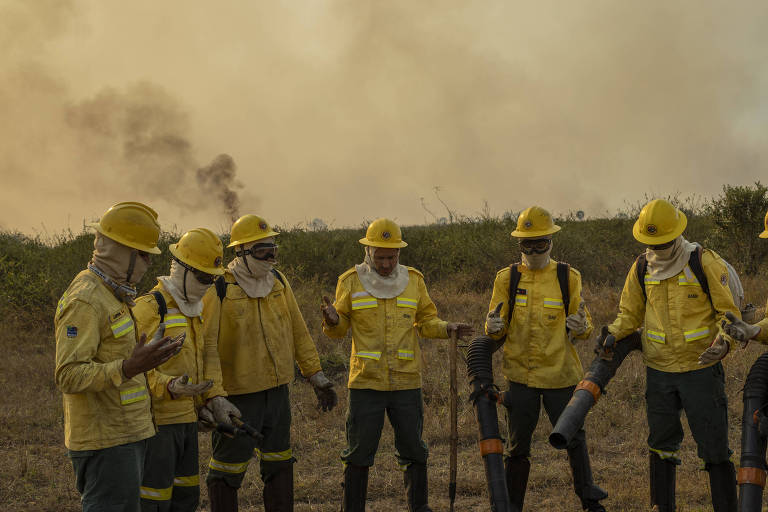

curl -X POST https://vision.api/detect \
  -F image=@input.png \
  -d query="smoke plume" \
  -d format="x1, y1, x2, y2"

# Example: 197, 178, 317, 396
196, 154, 242, 223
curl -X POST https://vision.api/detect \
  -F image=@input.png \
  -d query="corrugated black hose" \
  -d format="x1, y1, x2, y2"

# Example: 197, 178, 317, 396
739, 352, 768, 511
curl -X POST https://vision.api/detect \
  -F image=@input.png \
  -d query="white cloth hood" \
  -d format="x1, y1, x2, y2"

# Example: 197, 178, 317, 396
157, 260, 209, 317
646, 236, 697, 281
355, 247, 410, 299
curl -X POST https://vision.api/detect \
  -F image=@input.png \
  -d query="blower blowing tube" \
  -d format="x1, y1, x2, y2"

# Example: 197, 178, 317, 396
739, 353, 768, 511
467, 335, 515, 512
549, 329, 642, 450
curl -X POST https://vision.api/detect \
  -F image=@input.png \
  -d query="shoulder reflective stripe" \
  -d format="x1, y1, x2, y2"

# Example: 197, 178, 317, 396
140, 485, 173, 501
397, 350, 415, 360
120, 386, 148, 405
543, 298, 564, 309
209, 458, 250, 474
351, 299, 378, 310
396, 297, 418, 309
111, 316, 134, 338
650, 447, 681, 463
57, 292, 69, 314
684, 327, 710, 342
173, 474, 199, 487
165, 314, 188, 327
351, 291, 371, 299
515, 294, 527, 306
355, 351, 382, 360
254, 448, 293, 461
646, 330, 666, 344
644, 275, 661, 285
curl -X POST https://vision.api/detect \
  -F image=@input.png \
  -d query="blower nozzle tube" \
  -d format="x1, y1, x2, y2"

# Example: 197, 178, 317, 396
739, 353, 768, 511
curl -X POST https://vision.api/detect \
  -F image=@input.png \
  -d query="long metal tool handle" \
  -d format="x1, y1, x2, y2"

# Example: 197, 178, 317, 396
449, 329, 458, 512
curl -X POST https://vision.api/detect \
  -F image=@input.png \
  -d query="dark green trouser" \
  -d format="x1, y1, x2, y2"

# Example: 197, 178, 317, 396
69, 439, 148, 512
504, 381, 580, 456
207, 385, 294, 489
646, 362, 731, 464
341, 388, 428, 468
140, 423, 199, 512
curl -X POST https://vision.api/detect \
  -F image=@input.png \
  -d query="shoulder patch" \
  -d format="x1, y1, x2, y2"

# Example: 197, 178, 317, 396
720, 273, 728, 287
66, 326, 78, 338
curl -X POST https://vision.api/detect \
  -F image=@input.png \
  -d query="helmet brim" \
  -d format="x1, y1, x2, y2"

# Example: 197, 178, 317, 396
359, 237, 408, 248
632, 211, 687, 245
87, 222, 162, 254
169, 244, 225, 275
227, 230, 280, 248
510, 225, 561, 238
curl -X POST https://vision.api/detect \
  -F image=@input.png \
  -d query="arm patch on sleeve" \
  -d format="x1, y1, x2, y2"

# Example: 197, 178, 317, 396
66, 326, 78, 338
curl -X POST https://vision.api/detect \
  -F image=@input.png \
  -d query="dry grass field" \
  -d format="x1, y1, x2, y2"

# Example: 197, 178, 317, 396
2, 271, 767, 511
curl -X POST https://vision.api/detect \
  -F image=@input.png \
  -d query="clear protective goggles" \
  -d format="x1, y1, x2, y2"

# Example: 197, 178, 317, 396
235, 242, 278, 261
519, 238, 552, 255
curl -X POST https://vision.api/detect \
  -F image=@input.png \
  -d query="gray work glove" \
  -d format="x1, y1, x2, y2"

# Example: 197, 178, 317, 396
742, 304, 760, 325
197, 405, 216, 432
698, 335, 731, 365
722, 311, 762, 348
207, 396, 241, 427
566, 302, 588, 338
167, 374, 213, 398
321, 296, 339, 326
485, 302, 504, 335
309, 371, 338, 412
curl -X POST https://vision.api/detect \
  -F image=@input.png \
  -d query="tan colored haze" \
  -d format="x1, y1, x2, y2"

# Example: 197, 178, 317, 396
1, 0, 767, 235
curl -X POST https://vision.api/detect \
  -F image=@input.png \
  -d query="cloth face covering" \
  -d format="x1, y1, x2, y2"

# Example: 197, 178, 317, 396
355, 247, 409, 299
521, 242, 552, 270
90, 232, 148, 304
230, 237, 276, 298
158, 260, 210, 317
646, 236, 697, 281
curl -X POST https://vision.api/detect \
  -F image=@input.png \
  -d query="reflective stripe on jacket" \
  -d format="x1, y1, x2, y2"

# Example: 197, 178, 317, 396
322, 267, 449, 391
202, 270, 322, 395
608, 249, 739, 373
486, 260, 593, 389
132, 283, 225, 425
54, 270, 155, 451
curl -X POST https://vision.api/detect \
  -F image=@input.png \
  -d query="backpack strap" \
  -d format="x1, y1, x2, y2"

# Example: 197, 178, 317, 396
688, 246, 713, 307
635, 253, 648, 302
151, 290, 167, 323
271, 268, 285, 286
556, 262, 571, 317
507, 264, 522, 318
215, 276, 229, 302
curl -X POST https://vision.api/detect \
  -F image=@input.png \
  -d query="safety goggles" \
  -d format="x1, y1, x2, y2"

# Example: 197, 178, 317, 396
649, 240, 675, 250
519, 238, 551, 255
235, 242, 278, 261
174, 258, 217, 285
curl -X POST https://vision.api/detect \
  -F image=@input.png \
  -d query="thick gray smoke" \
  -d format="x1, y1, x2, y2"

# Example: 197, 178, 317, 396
196, 154, 242, 223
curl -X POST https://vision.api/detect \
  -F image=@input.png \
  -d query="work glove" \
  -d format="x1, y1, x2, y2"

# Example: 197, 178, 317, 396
207, 396, 241, 427
698, 335, 731, 365
742, 304, 760, 325
309, 371, 338, 412
447, 322, 474, 338
485, 302, 504, 335
722, 311, 762, 348
197, 405, 216, 432
167, 374, 213, 398
566, 302, 588, 338
594, 326, 616, 360
321, 296, 339, 326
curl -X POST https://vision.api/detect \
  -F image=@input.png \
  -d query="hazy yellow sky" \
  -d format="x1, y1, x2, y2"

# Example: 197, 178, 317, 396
2, 1, 767, 235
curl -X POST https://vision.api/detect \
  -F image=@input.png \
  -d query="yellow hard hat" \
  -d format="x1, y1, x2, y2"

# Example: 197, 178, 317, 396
760, 209, 768, 239
228, 215, 279, 248
169, 228, 225, 275
510, 206, 561, 238
88, 202, 162, 254
632, 199, 687, 245
359, 218, 408, 248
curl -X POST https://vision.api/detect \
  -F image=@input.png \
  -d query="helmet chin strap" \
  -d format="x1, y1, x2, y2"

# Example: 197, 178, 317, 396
182, 267, 189, 302
125, 249, 137, 284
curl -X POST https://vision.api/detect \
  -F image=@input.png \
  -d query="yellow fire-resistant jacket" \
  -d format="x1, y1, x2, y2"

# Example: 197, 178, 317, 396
131, 283, 226, 425
201, 270, 322, 396
322, 267, 449, 391
54, 270, 155, 451
607, 249, 739, 373
486, 260, 593, 389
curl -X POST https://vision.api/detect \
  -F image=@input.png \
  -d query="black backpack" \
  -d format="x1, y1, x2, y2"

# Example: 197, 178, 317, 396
507, 262, 571, 329
215, 269, 285, 301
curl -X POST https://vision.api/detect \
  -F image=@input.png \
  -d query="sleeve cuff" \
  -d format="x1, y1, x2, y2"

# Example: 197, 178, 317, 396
109, 359, 128, 387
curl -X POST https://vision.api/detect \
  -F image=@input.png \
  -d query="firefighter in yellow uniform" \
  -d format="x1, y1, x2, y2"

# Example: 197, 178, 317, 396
481, 206, 605, 512
132, 228, 239, 511
602, 199, 739, 512
203, 215, 338, 512
322, 218, 473, 512
55, 202, 183, 512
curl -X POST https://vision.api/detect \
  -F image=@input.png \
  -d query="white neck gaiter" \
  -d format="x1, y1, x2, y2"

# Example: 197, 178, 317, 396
521, 246, 552, 270
355, 247, 410, 299
646, 236, 697, 280
228, 241, 276, 299
157, 260, 210, 317
89, 232, 148, 305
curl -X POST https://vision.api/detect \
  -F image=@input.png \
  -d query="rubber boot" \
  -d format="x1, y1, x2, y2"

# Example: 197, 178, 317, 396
208, 480, 238, 512
707, 461, 737, 512
505, 455, 530, 512
341, 464, 369, 512
404, 463, 432, 512
263, 464, 294, 512
567, 441, 608, 511
649, 452, 676, 512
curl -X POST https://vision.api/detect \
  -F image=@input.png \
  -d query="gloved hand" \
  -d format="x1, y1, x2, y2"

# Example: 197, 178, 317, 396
698, 335, 731, 365
207, 396, 241, 427
167, 374, 213, 398
485, 302, 504, 335
197, 405, 216, 432
722, 311, 761, 348
321, 296, 339, 326
447, 322, 474, 338
566, 302, 588, 337
309, 371, 338, 412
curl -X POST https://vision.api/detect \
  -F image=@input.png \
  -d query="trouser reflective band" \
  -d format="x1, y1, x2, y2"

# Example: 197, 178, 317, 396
140, 485, 173, 501
398, 462, 411, 472
684, 327, 710, 342
120, 386, 148, 405
254, 448, 293, 462
173, 474, 199, 487
649, 447, 681, 464
209, 458, 250, 474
